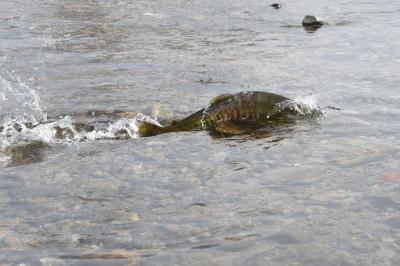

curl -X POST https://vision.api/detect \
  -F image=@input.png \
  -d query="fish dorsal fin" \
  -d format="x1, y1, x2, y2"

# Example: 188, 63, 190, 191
209, 93, 235, 105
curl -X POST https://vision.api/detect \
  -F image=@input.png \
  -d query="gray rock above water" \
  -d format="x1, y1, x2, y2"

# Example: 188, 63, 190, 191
302, 15, 325, 27
270, 3, 281, 9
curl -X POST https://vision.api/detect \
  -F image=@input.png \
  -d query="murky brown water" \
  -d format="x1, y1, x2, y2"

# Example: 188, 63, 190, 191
1, 0, 400, 265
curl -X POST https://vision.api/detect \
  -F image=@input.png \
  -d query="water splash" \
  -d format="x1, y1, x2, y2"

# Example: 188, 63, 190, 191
1, 74, 47, 166
0, 75, 46, 123
0, 74, 164, 167
200, 103, 211, 130
275, 94, 325, 118
0, 114, 161, 167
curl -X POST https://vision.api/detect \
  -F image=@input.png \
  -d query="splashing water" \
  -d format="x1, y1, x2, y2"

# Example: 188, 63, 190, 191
276, 94, 325, 118
292, 94, 323, 115
0, 113, 160, 167
0, 75, 46, 123
1, 74, 47, 166
0, 74, 163, 167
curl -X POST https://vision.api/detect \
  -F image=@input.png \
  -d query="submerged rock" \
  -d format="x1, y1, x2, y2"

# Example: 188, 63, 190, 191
5, 140, 48, 166
302, 15, 325, 27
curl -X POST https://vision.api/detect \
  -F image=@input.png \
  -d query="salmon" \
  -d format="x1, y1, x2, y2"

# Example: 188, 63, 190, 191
138, 91, 296, 137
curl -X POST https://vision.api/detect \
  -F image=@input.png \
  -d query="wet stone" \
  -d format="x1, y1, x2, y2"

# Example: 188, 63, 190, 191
23, 121, 36, 129
73, 122, 95, 133
5, 140, 48, 166
115, 129, 130, 140
54, 126, 74, 139
302, 15, 325, 27
13, 123, 22, 132
302, 15, 325, 32
270, 3, 281, 9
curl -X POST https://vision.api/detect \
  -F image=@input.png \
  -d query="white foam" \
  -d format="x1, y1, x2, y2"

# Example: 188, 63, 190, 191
277, 94, 324, 118
1, 114, 160, 145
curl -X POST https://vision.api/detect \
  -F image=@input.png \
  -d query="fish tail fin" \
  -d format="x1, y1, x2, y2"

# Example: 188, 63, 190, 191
138, 121, 164, 137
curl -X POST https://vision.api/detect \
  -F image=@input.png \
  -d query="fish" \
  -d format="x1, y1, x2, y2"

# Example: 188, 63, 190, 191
1, 91, 316, 142
138, 91, 301, 137
1, 91, 320, 167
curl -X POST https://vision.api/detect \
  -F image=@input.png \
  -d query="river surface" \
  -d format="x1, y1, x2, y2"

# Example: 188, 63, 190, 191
1, 0, 400, 265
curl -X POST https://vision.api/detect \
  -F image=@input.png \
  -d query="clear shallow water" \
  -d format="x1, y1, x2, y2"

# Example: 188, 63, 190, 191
0, 0, 400, 265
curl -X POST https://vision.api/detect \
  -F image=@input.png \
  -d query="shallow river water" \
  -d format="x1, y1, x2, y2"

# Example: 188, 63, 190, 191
1, 0, 400, 265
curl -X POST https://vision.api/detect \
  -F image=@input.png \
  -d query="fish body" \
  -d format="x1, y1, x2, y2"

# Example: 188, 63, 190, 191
201, 91, 289, 128
139, 91, 292, 137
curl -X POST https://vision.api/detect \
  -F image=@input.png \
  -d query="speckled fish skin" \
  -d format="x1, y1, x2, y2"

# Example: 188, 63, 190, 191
201, 91, 289, 128
139, 91, 290, 137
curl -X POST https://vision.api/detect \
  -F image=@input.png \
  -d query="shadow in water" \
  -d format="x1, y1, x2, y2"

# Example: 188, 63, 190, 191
303, 25, 323, 33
